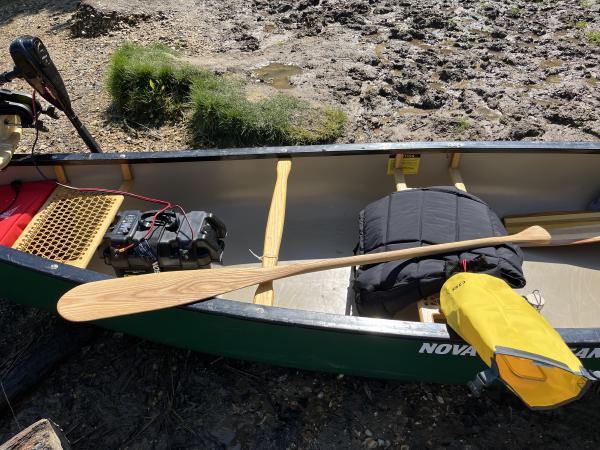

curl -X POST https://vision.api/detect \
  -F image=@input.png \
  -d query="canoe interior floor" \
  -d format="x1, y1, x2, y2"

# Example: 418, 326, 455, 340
216, 244, 600, 328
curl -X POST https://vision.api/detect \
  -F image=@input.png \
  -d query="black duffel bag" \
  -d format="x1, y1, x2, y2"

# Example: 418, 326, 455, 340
353, 187, 525, 318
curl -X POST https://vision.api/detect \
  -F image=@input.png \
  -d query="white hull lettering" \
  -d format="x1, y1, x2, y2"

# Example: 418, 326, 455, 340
571, 348, 600, 359
418, 342, 476, 357
419, 343, 600, 359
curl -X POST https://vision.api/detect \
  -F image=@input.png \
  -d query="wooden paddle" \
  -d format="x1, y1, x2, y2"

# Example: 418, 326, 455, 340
519, 224, 600, 247
57, 225, 551, 322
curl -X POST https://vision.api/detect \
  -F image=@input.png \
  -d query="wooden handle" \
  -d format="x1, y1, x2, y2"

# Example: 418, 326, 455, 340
57, 226, 551, 322
253, 159, 292, 306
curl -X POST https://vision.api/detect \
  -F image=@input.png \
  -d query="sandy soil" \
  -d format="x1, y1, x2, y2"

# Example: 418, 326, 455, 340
1, 0, 600, 448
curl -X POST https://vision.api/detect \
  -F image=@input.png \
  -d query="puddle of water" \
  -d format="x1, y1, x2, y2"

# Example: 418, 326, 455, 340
254, 63, 303, 89
539, 58, 563, 69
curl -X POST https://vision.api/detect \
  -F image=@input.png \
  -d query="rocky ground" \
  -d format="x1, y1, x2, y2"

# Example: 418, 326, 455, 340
1, 0, 600, 448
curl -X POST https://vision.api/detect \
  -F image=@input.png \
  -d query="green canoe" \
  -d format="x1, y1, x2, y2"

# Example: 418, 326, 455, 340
2, 141, 600, 384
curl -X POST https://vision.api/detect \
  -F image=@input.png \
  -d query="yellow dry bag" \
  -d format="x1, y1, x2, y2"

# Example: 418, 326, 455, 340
440, 272, 597, 409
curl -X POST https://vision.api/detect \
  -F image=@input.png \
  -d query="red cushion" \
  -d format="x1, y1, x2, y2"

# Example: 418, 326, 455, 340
0, 180, 56, 246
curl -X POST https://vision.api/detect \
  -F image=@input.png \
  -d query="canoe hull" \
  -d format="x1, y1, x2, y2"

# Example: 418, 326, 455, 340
3, 246, 600, 384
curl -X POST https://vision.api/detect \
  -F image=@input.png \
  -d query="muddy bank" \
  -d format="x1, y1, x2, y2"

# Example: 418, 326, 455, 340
1, 0, 599, 154
2, 1, 600, 449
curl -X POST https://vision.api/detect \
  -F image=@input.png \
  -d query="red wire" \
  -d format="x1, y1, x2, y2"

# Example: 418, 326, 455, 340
57, 184, 195, 252
31, 90, 195, 253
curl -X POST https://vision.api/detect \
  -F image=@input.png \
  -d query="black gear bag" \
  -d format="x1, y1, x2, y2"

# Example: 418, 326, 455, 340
353, 187, 525, 318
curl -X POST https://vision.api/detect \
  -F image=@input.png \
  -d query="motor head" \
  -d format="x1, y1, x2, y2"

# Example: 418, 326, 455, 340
9, 35, 72, 114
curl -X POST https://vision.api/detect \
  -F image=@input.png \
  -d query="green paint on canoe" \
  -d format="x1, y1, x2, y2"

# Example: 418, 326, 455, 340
3, 260, 599, 383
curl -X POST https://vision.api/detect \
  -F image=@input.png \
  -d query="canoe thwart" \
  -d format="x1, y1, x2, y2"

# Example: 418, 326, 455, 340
253, 158, 292, 306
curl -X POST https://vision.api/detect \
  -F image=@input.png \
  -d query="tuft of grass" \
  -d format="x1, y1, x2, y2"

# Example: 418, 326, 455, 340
508, 6, 521, 17
106, 42, 346, 145
575, 20, 589, 29
580, 0, 595, 8
190, 77, 346, 147
456, 118, 470, 132
589, 31, 600, 44
106, 43, 199, 123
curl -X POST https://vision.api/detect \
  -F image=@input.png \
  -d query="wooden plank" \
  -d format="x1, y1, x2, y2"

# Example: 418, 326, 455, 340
253, 158, 292, 306
120, 163, 133, 181
417, 295, 446, 324
0, 419, 71, 450
504, 211, 600, 234
53, 165, 68, 184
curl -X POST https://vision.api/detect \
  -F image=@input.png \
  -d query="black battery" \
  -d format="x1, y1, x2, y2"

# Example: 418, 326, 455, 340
99, 209, 226, 277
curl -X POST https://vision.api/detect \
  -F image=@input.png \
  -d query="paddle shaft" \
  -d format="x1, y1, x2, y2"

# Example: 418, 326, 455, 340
57, 226, 550, 322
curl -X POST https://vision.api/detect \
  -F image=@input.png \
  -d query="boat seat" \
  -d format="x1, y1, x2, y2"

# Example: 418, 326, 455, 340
12, 185, 123, 268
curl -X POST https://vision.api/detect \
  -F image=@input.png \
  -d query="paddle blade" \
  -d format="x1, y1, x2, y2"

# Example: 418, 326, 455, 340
57, 266, 286, 322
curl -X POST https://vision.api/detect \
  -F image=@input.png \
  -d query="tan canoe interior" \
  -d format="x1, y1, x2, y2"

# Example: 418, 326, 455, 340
3, 151, 600, 328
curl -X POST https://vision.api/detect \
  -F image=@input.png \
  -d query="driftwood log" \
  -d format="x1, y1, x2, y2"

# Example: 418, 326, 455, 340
0, 419, 70, 450
1, 320, 99, 410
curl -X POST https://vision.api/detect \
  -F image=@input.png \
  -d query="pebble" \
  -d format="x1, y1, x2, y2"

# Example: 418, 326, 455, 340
365, 438, 378, 449
365, 429, 373, 437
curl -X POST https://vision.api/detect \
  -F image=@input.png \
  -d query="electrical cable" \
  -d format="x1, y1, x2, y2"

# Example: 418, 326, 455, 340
27, 91, 195, 253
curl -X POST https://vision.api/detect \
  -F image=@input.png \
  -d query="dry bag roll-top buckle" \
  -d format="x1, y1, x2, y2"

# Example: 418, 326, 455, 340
467, 366, 499, 397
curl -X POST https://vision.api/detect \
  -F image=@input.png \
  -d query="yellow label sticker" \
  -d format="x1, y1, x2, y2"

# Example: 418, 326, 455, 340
387, 154, 421, 175
402, 154, 421, 175
386, 157, 395, 176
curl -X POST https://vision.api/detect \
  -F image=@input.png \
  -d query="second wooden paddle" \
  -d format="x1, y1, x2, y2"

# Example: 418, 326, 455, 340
57, 225, 551, 322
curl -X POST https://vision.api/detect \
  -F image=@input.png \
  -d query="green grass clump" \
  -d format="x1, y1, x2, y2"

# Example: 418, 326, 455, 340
508, 6, 521, 17
189, 72, 346, 147
575, 21, 589, 29
106, 42, 346, 146
589, 31, 600, 44
106, 43, 200, 123
456, 118, 470, 132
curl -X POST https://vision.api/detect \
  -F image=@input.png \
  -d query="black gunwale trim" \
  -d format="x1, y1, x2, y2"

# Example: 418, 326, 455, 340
3, 247, 600, 344
9, 140, 600, 166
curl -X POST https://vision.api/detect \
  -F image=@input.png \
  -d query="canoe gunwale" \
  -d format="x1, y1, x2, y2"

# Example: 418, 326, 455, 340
9, 140, 600, 166
3, 246, 600, 345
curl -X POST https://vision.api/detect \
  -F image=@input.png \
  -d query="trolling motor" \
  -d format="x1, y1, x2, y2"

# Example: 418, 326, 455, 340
0, 35, 101, 168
